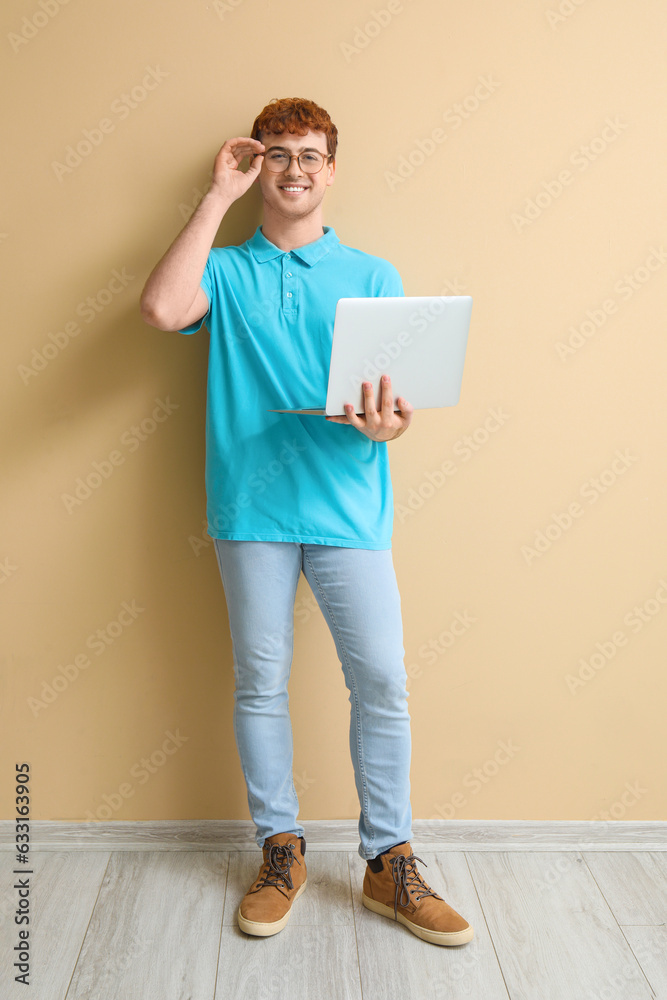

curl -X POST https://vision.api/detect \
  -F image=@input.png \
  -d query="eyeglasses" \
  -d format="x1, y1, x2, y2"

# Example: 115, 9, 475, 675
253, 148, 333, 174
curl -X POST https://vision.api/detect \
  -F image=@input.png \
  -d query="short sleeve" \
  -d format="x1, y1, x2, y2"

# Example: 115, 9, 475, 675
179, 254, 213, 335
378, 260, 404, 298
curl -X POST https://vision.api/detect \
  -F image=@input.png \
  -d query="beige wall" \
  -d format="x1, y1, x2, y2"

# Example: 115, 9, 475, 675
2, 0, 666, 824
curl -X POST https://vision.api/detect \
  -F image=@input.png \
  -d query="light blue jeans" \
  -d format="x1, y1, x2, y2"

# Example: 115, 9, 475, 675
213, 539, 413, 861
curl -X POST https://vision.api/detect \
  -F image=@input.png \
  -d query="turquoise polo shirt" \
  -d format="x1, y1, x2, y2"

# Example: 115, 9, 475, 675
179, 225, 404, 549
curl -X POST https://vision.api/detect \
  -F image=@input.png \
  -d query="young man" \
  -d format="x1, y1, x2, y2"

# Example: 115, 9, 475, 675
140, 97, 473, 946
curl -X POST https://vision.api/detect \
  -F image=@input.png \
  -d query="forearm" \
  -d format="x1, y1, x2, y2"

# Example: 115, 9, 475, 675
140, 187, 232, 327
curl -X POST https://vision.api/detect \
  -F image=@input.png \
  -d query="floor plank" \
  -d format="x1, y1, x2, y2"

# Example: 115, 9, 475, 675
467, 852, 655, 1000
215, 925, 362, 1000
349, 851, 510, 1000
0, 851, 110, 1000
583, 851, 667, 925
623, 924, 667, 999
64, 851, 227, 1000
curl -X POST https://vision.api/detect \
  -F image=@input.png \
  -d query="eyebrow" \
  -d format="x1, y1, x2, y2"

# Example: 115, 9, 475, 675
264, 145, 324, 153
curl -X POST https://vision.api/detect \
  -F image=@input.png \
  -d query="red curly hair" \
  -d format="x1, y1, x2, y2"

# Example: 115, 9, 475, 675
250, 97, 338, 161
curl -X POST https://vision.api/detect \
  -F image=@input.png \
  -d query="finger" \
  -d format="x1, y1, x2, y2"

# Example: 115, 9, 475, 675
226, 139, 265, 166
228, 136, 265, 152
381, 374, 394, 415
238, 148, 264, 169
344, 403, 362, 426
397, 397, 414, 424
245, 153, 264, 178
362, 381, 377, 416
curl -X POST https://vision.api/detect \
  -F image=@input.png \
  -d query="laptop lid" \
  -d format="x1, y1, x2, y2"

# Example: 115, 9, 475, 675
268, 295, 472, 416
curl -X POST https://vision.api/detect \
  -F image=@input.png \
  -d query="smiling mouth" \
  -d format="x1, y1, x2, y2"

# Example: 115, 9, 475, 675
279, 185, 309, 194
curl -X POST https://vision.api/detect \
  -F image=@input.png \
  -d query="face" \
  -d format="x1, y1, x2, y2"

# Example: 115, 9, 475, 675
254, 128, 336, 219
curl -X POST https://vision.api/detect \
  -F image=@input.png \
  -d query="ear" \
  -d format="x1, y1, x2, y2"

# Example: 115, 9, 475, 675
326, 158, 336, 186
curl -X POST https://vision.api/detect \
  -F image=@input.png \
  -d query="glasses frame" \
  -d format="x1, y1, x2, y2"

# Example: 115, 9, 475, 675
252, 147, 333, 175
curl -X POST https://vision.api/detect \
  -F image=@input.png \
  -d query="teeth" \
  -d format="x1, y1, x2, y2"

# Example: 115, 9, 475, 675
282, 186, 306, 192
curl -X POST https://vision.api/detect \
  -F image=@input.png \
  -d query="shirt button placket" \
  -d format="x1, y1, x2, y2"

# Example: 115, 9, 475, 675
283, 253, 296, 312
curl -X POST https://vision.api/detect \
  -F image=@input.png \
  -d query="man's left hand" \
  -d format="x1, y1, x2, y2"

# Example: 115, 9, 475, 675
325, 375, 414, 442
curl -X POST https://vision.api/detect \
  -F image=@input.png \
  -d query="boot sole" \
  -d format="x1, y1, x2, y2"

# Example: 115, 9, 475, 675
361, 893, 474, 946
237, 878, 308, 937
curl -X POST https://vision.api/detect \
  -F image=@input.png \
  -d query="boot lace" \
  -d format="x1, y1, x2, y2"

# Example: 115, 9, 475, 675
253, 842, 301, 898
390, 853, 441, 918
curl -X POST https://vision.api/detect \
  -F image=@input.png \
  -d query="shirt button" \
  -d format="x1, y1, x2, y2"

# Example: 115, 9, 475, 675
285, 272, 292, 278
285, 254, 291, 259
286, 292, 293, 298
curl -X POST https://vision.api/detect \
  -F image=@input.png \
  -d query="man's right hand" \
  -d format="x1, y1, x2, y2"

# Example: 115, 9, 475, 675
209, 137, 265, 203
140, 136, 265, 331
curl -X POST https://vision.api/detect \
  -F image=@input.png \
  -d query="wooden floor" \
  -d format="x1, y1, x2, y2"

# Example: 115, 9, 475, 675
1, 821, 665, 999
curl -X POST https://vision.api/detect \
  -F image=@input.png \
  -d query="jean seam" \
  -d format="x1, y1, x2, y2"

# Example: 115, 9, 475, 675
214, 539, 302, 843
302, 548, 375, 854
213, 541, 258, 821
213, 542, 253, 811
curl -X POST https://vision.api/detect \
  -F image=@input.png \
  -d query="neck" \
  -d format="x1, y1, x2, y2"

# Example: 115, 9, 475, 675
260, 203, 326, 251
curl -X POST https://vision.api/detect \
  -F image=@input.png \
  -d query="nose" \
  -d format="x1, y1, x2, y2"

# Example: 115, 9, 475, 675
284, 154, 305, 178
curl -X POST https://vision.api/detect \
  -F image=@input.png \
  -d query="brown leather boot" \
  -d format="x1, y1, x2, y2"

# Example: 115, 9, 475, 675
237, 832, 307, 936
362, 841, 474, 946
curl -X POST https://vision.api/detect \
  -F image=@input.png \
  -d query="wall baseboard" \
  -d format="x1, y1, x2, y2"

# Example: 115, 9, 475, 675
1, 819, 665, 852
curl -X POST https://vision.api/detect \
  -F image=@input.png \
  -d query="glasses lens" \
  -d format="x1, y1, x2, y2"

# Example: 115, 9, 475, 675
265, 151, 290, 172
300, 152, 325, 173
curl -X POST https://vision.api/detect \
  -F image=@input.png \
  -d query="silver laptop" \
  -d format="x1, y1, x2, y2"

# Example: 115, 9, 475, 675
267, 295, 472, 416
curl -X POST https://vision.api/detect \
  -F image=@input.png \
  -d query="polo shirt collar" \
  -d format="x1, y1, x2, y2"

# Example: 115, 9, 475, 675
248, 225, 340, 266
